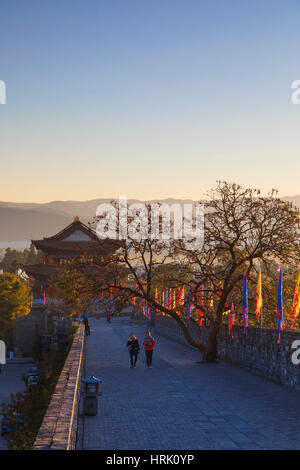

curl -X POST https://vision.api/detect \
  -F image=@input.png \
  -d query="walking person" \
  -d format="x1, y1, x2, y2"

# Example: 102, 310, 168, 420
83, 315, 90, 336
127, 333, 140, 368
143, 330, 155, 368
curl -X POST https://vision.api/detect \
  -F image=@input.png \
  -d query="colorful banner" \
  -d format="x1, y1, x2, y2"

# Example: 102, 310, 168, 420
255, 270, 263, 321
172, 288, 176, 310
242, 272, 248, 333
186, 288, 191, 322
291, 273, 300, 329
228, 302, 235, 338
168, 288, 172, 309
277, 266, 284, 344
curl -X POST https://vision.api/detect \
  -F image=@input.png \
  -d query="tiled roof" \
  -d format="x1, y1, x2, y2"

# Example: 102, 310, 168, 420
32, 239, 118, 254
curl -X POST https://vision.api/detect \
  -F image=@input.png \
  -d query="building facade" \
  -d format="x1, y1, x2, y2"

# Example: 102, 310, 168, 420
16, 217, 118, 356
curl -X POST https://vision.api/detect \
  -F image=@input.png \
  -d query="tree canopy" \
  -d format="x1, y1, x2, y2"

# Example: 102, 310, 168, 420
0, 273, 31, 335
53, 182, 300, 362
0, 246, 42, 273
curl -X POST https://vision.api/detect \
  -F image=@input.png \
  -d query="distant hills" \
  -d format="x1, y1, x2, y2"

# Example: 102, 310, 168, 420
280, 195, 300, 207
0, 196, 299, 245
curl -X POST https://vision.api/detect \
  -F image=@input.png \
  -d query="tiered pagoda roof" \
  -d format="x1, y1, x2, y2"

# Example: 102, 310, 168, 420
22, 263, 64, 281
31, 217, 118, 256
23, 217, 120, 282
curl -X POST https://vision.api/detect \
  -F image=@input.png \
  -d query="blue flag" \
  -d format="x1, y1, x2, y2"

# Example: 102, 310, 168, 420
242, 272, 248, 333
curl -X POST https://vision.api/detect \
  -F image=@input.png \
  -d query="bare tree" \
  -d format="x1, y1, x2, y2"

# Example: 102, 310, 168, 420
56, 182, 300, 362
172, 182, 299, 360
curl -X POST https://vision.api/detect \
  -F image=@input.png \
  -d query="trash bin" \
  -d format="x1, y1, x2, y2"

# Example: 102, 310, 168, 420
82, 375, 102, 416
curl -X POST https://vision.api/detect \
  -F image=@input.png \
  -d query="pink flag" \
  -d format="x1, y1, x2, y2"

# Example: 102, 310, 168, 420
228, 302, 235, 338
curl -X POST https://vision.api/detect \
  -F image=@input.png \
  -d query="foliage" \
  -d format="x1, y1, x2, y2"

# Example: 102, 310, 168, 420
0, 332, 75, 449
151, 264, 192, 290
51, 263, 123, 319
0, 272, 31, 335
0, 246, 42, 273
54, 182, 300, 362
50, 265, 96, 317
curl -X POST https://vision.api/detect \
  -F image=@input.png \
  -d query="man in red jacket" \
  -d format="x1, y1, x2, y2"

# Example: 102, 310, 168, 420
143, 330, 156, 368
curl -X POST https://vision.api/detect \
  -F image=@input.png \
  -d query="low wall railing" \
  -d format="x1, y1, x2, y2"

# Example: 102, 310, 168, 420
153, 314, 300, 390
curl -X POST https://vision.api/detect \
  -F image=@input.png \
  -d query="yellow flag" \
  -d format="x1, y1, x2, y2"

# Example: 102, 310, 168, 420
172, 288, 176, 309
291, 273, 300, 328
255, 271, 262, 320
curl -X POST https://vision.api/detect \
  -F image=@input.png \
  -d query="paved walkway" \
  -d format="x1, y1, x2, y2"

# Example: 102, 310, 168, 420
0, 359, 33, 450
79, 317, 300, 450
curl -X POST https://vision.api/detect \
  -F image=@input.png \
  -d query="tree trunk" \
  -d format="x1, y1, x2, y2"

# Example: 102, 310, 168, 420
203, 322, 219, 362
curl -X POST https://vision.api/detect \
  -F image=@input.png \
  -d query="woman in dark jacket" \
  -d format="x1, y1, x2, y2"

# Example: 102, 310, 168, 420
127, 333, 140, 368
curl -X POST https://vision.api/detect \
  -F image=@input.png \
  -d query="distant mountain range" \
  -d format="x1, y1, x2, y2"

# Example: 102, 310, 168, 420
0, 196, 299, 246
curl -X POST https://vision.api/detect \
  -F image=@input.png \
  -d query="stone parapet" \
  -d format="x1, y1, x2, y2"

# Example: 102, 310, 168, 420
154, 314, 300, 390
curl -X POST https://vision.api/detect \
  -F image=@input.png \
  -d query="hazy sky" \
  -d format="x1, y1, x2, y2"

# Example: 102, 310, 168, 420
0, 0, 300, 202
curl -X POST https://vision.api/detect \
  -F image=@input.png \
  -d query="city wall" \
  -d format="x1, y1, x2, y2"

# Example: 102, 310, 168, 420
153, 314, 300, 390
33, 324, 85, 450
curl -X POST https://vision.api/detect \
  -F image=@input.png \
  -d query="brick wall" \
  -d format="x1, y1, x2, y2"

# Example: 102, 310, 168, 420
32, 324, 85, 450
15, 306, 51, 356
153, 314, 300, 390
